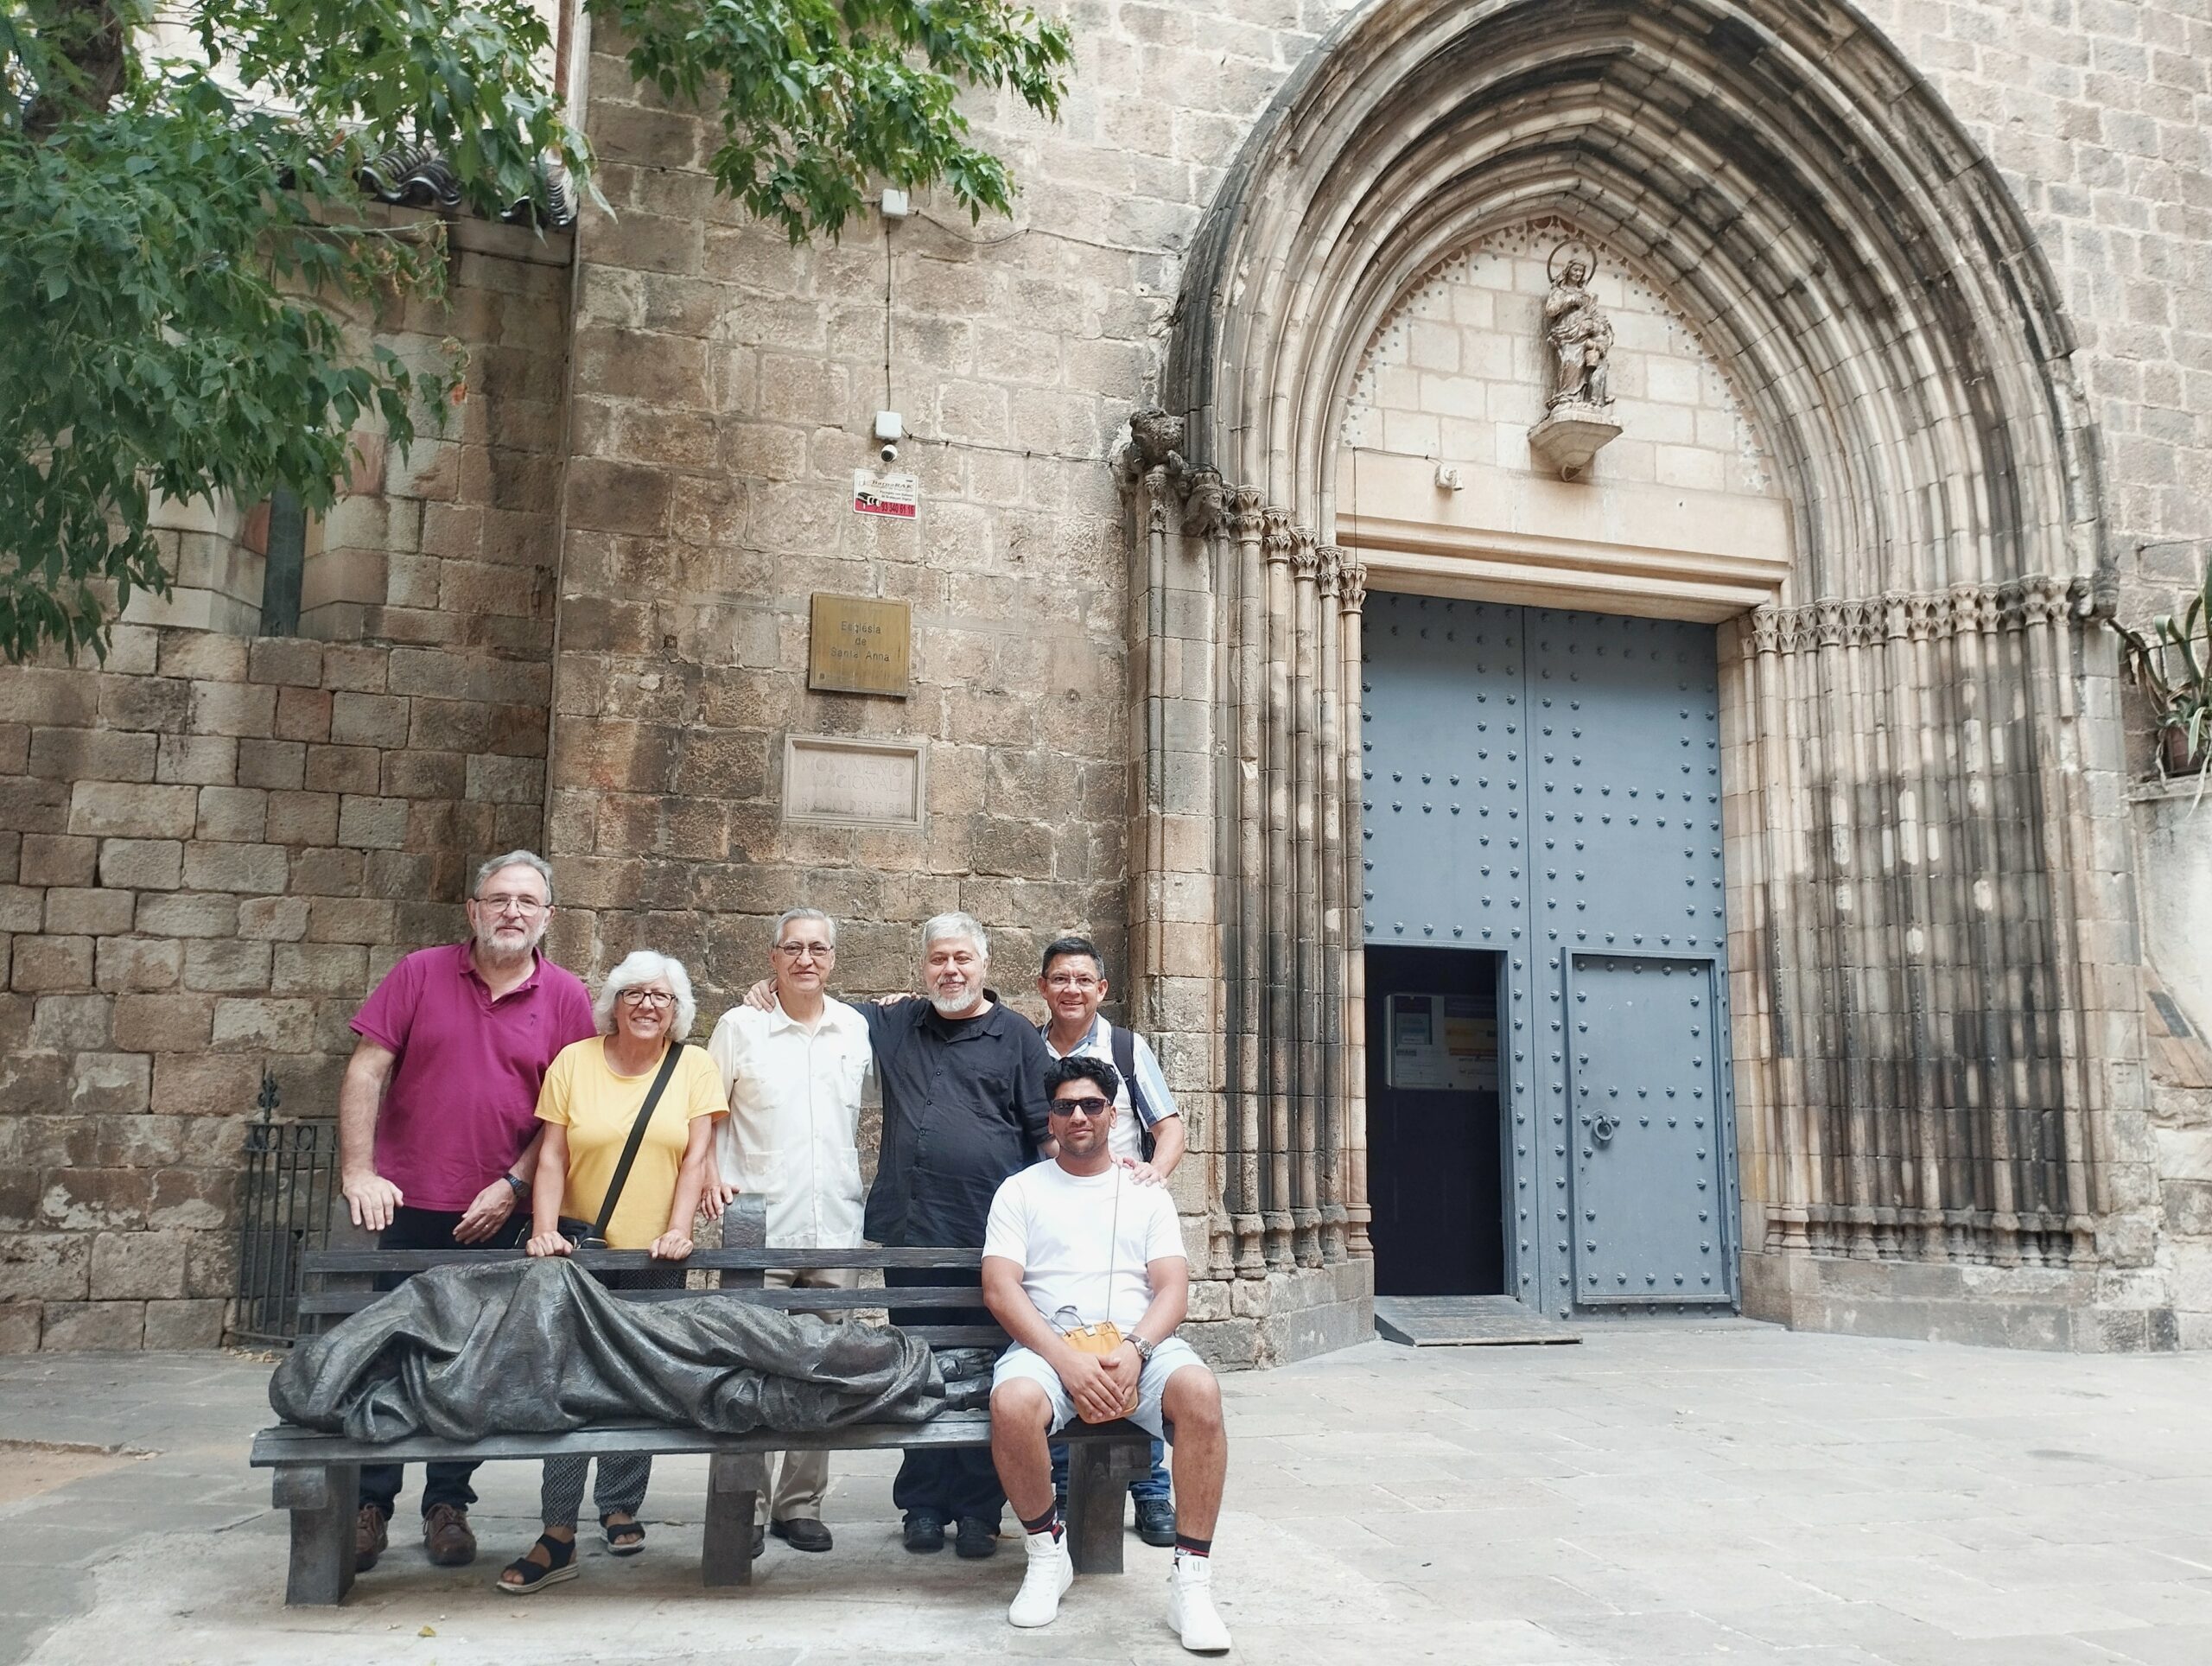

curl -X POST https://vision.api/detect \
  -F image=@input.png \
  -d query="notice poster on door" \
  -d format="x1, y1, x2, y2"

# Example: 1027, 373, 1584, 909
1389, 994, 1498, 1091
1441, 997, 1499, 1091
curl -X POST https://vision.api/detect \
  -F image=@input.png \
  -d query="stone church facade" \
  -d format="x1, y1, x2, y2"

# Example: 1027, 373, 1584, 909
3, 0, 2210, 1362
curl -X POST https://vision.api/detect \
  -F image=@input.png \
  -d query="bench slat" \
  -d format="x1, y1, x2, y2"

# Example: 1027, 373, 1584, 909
296, 1284, 987, 1318
249, 1412, 1150, 1466
303, 1246, 983, 1275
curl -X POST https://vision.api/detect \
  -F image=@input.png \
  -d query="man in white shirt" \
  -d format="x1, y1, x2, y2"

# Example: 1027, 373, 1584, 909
705, 907, 870, 1557
981, 1056, 1231, 1655
1036, 932, 1184, 1543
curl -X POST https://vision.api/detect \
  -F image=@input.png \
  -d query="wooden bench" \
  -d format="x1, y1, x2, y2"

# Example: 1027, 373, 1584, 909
248, 1201, 1154, 1605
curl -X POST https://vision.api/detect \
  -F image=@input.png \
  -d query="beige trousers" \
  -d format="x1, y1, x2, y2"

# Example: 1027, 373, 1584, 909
755, 1264, 862, 1524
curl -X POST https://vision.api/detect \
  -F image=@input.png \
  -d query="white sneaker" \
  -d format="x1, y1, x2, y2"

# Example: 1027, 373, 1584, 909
1167, 1554, 1231, 1653
1007, 1529, 1072, 1628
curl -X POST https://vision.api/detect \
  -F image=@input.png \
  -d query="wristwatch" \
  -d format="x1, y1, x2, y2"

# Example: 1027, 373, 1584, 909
501, 1173, 529, 1199
1128, 1332, 1157, 1364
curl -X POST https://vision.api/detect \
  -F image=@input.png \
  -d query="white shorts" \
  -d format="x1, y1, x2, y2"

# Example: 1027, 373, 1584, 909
991, 1336, 1208, 1440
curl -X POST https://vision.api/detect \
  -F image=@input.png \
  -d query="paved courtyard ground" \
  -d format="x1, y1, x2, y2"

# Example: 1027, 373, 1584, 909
2, 1323, 2210, 1664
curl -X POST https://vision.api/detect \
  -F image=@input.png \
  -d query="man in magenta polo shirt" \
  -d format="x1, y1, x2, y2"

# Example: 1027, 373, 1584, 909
338, 849, 596, 1575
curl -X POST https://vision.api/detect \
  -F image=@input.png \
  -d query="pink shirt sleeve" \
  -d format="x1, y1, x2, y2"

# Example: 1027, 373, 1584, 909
351, 951, 423, 1053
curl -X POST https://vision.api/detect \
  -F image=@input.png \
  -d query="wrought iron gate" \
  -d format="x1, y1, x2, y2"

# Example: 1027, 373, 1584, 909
1360, 593, 1741, 1316
233, 1071, 340, 1345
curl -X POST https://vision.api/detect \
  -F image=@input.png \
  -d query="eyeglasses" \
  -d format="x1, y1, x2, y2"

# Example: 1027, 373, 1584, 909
619, 989, 676, 1008
1049, 1096, 1111, 1119
1043, 974, 1100, 992
475, 893, 547, 916
774, 943, 834, 961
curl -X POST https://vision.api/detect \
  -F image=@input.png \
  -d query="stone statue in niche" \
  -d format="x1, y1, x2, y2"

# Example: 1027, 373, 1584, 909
1543, 245, 1614, 410
1527, 236, 1622, 481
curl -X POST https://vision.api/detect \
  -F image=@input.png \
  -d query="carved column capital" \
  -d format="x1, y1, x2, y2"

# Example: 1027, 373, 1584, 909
1289, 527, 1321, 581
1142, 463, 1173, 536
1749, 607, 1782, 656
1262, 507, 1297, 564
1317, 544, 1344, 598
1231, 486, 1265, 540
1338, 554, 1368, 614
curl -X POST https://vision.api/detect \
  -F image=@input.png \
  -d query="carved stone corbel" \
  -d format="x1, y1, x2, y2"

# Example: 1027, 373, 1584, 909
1181, 467, 1226, 537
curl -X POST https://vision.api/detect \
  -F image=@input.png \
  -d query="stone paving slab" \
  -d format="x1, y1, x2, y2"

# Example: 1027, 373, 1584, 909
2, 1326, 2210, 1663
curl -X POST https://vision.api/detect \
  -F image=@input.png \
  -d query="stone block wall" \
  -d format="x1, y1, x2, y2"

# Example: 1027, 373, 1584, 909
0, 213, 569, 1350
1852, 0, 2210, 629
0, 629, 550, 1351
297, 225, 575, 654
541, 22, 1200, 1020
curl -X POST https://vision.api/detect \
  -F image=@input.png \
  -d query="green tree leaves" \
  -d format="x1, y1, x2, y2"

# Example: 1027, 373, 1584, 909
603, 0, 1071, 241
0, 0, 1071, 661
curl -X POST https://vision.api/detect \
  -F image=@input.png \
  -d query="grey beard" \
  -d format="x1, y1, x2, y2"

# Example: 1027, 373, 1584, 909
929, 988, 978, 1016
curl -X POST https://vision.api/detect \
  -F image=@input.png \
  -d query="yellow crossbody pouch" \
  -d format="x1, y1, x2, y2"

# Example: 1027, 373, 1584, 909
1058, 1174, 1139, 1421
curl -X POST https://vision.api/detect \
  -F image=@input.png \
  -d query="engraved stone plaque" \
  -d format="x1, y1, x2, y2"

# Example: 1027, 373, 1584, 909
783, 734, 926, 829
808, 594, 912, 696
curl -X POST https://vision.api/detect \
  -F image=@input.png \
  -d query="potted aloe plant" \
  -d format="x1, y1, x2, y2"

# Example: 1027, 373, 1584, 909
2114, 552, 2212, 779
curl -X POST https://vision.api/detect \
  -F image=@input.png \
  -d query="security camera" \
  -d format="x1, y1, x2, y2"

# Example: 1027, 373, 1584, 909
872, 410, 904, 464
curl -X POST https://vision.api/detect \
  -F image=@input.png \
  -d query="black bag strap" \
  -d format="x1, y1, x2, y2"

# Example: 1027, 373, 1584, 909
1109, 1021, 1153, 1127
591, 1040, 686, 1243
1108, 1021, 1160, 1164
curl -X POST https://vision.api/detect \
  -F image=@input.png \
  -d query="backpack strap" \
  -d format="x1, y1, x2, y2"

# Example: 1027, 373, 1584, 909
1108, 1021, 1158, 1162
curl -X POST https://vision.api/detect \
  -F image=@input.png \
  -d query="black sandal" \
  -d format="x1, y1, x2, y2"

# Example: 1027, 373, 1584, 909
496, 1532, 580, 1594
600, 1511, 646, 1555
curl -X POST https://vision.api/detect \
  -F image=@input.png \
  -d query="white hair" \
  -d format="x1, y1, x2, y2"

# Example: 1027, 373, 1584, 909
594, 951, 697, 1040
921, 911, 989, 960
474, 849, 555, 904
773, 907, 836, 949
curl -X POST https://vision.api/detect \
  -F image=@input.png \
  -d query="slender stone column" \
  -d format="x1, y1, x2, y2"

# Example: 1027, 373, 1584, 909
1337, 553, 1372, 1258
1316, 547, 1347, 1265
1289, 526, 1322, 1268
1230, 490, 1268, 1278
1261, 507, 1297, 1269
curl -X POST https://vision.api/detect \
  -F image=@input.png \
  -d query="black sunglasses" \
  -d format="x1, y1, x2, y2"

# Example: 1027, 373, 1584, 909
1049, 1095, 1111, 1119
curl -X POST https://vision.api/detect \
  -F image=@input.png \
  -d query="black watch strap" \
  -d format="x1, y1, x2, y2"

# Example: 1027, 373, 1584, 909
502, 1172, 529, 1197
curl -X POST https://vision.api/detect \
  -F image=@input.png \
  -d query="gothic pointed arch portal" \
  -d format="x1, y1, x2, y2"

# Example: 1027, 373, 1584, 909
1123, 0, 2145, 1352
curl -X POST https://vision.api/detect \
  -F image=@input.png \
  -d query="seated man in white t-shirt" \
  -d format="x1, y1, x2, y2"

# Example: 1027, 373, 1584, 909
981, 1055, 1231, 1655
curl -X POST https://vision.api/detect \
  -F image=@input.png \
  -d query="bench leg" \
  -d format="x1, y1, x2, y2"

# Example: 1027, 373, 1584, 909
274, 1462, 359, 1606
702, 1453, 766, 1587
1065, 1441, 1127, 1575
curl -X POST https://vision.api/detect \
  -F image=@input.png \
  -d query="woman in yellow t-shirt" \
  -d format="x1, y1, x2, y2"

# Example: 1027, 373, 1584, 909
496, 950, 725, 1595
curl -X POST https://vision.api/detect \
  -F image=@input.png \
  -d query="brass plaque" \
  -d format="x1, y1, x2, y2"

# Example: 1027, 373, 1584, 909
809, 594, 912, 696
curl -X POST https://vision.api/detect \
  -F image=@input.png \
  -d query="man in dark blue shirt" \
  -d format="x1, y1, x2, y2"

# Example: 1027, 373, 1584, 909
864, 912, 1053, 1558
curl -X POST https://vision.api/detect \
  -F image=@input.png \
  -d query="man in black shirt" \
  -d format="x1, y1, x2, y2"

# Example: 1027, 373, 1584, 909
863, 912, 1054, 1558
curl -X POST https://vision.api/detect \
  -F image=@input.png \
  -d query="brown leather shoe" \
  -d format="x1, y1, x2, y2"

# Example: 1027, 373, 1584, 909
423, 1503, 477, 1567
355, 1504, 388, 1573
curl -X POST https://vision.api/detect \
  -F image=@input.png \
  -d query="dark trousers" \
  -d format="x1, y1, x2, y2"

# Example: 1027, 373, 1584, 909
358, 1204, 525, 1520
1053, 1436, 1171, 1504
887, 1265, 1004, 1525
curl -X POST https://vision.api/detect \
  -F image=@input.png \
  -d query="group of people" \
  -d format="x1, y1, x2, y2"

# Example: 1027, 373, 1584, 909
336, 849, 1232, 1652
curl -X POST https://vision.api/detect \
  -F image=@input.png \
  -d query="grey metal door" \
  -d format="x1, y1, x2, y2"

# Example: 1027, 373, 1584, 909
1361, 593, 1739, 1316
1568, 955, 1729, 1302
